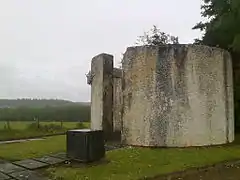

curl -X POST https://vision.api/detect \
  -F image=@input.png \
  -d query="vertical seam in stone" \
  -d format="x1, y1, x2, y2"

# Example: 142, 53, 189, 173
121, 57, 126, 144
223, 51, 229, 143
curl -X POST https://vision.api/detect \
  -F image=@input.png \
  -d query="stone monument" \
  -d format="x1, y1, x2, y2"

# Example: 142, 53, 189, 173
87, 44, 234, 147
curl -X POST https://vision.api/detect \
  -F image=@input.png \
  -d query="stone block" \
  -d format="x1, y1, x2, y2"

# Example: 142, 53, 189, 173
113, 75, 123, 133
121, 45, 234, 147
66, 129, 105, 162
9, 170, 47, 180
0, 172, 11, 180
33, 156, 65, 165
0, 163, 25, 174
13, 159, 48, 170
49, 152, 68, 160
90, 53, 114, 138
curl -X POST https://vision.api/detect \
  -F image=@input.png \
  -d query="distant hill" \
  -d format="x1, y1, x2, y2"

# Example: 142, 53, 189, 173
0, 99, 90, 108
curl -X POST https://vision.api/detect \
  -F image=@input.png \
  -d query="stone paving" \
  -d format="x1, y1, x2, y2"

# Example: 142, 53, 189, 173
0, 154, 68, 179
0, 172, 11, 180
0, 144, 124, 180
33, 156, 65, 165
13, 159, 48, 170
9, 170, 48, 180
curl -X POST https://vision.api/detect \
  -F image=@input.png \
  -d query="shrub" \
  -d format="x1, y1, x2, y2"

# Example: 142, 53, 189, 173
26, 123, 65, 133
75, 122, 86, 129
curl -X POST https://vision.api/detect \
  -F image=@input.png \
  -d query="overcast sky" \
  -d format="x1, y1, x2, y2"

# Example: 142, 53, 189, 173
0, 0, 203, 102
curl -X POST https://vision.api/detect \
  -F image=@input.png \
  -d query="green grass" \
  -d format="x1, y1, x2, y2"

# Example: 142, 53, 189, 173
47, 135, 240, 180
0, 121, 89, 130
0, 135, 66, 161
0, 121, 90, 141
2, 134, 240, 180
47, 146, 240, 180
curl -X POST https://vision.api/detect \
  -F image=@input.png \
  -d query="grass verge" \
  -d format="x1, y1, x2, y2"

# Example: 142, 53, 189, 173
0, 135, 66, 161
47, 135, 240, 180
47, 145, 240, 180
1, 134, 240, 180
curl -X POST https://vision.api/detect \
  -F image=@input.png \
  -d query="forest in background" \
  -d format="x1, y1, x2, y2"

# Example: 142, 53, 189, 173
0, 99, 90, 122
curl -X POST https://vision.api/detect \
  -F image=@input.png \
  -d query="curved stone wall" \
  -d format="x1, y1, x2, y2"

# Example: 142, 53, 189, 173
121, 45, 234, 147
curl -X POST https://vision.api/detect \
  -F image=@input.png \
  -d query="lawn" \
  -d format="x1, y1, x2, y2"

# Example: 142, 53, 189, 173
1, 134, 240, 180
0, 121, 88, 130
47, 143, 240, 180
0, 121, 90, 141
0, 135, 66, 161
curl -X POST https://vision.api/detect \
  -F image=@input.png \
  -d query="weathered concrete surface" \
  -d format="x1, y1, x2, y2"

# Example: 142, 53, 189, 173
224, 52, 234, 143
121, 45, 234, 147
113, 68, 123, 132
90, 53, 113, 137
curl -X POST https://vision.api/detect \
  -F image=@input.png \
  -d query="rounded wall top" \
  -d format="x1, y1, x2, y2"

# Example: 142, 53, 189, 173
125, 44, 229, 54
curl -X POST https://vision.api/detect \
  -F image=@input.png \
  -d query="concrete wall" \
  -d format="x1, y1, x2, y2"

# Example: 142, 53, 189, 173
113, 68, 123, 133
224, 52, 234, 143
90, 53, 113, 138
121, 45, 234, 147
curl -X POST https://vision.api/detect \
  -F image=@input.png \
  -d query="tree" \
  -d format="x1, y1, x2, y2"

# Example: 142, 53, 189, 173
193, 0, 240, 52
136, 25, 179, 46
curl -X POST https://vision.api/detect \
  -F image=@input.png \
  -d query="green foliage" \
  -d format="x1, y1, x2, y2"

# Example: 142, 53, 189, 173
0, 99, 80, 108
75, 122, 86, 129
26, 122, 64, 133
193, 0, 240, 52
194, 0, 240, 131
136, 25, 179, 46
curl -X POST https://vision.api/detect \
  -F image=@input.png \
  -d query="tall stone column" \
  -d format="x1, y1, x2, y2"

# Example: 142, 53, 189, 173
90, 53, 113, 139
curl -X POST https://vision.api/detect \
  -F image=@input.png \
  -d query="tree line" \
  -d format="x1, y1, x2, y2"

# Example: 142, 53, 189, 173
0, 105, 90, 122
0, 99, 87, 108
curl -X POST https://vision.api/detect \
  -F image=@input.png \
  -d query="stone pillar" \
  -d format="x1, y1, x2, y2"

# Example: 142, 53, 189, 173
90, 53, 113, 139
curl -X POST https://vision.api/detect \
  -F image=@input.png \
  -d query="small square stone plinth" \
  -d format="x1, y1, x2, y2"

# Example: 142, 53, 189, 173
13, 159, 48, 170
67, 129, 105, 162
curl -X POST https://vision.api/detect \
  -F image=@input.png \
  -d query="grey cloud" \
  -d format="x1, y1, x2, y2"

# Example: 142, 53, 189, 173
0, 0, 202, 101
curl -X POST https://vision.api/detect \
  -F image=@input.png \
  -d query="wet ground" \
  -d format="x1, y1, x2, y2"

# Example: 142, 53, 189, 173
156, 162, 240, 180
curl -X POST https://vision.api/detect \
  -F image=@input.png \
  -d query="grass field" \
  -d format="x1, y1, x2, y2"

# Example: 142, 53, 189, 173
0, 121, 89, 130
0, 135, 66, 161
0, 121, 90, 141
1, 135, 240, 180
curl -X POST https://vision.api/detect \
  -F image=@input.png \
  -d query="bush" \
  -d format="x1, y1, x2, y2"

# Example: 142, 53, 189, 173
26, 123, 65, 133
75, 122, 86, 129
